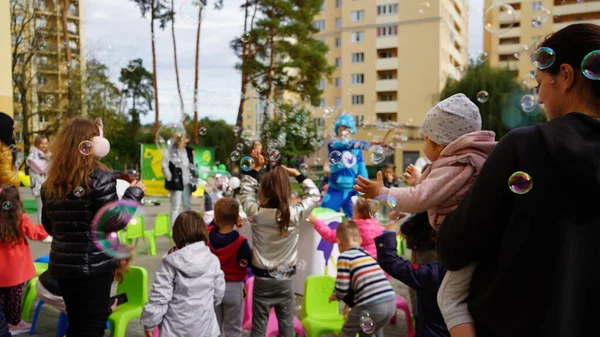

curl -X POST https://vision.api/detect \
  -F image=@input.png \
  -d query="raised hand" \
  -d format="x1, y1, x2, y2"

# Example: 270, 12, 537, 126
354, 171, 384, 199
402, 164, 421, 186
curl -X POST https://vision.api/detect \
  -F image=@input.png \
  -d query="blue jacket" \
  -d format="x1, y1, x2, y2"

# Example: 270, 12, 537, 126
327, 138, 369, 191
375, 231, 449, 337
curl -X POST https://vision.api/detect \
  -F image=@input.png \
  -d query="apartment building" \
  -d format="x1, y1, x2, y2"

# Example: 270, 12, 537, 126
10, 0, 86, 144
1, 1, 14, 118
305, 0, 469, 171
484, 0, 600, 88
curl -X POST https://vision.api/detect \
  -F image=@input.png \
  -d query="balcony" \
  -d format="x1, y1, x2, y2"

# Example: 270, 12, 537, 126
554, 18, 600, 32
376, 101, 397, 113
37, 63, 59, 73
498, 60, 520, 71
376, 57, 397, 70
376, 36, 397, 49
376, 79, 397, 92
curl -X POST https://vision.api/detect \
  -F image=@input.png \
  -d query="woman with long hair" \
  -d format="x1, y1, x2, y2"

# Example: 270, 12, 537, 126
0, 113, 19, 187
162, 132, 196, 226
41, 117, 145, 337
26, 135, 52, 242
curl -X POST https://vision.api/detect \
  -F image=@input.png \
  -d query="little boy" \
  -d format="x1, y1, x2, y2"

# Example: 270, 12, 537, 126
330, 221, 396, 337
376, 231, 449, 337
208, 197, 252, 337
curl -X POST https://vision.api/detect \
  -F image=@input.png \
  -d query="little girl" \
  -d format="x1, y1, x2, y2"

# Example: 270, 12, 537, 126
26, 135, 51, 242
239, 151, 320, 337
356, 93, 497, 337
0, 184, 49, 335
141, 211, 225, 337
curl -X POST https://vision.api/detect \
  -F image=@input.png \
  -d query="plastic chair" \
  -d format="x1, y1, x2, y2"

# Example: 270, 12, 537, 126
22, 199, 36, 213
21, 277, 38, 322
389, 295, 415, 336
34, 262, 48, 276
122, 215, 150, 254
242, 277, 305, 337
300, 275, 344, 337
34, 254, 50, 264
144, 213, 173, 256
107, 266, 149, 337
30, 300, 109, 337
397, 235, 406, 257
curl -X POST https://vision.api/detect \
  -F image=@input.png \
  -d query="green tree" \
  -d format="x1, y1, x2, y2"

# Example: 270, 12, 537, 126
440, 62, 546, 139
260, 102, 323, 164
119, 58, 154, 140
182, 115, 233, 165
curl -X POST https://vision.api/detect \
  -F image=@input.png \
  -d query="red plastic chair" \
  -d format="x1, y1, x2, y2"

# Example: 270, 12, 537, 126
242, 277, 305, 337
390, 295, 415, 337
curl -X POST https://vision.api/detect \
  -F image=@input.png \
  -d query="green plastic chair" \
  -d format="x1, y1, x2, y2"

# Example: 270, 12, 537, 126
23, 199, 37, 214
144, 213, 173, 256
21, 277, 38, 322
397, 235, 406, 257
34, 262, 48, 276
301, 275, 344, 337
108, 266, 149, 337
123, 215, 150, 254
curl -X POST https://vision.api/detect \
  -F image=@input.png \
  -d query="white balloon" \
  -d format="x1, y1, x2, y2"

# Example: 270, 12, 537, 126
116, 179, 131, 199
229, 177, 241, 189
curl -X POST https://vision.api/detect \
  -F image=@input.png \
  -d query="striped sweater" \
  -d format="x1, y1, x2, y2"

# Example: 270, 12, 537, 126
334, 246, 396, 307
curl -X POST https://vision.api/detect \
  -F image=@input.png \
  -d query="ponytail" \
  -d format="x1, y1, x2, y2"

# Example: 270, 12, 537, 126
259, 166, 292, 235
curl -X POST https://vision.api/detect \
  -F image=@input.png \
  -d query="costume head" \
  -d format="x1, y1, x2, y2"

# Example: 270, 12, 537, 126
420, 93, 481, 146
334, 114, 357, 136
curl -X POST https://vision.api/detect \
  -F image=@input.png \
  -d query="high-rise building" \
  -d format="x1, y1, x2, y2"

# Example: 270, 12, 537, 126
1, 1, 14, 118
484, 0, 600, 87
304, 0, 469, 172
10, 0, 86, 145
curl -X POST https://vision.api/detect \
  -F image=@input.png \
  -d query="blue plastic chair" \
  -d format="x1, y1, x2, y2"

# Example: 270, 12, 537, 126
29, 300, 109, 337
34, 255, 50, 264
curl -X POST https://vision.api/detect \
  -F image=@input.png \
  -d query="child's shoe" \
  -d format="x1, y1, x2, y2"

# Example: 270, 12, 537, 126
8, 320, 31, 335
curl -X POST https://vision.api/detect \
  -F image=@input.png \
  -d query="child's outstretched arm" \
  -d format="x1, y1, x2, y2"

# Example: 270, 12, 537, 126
308, 214, 336, 243
20, 213, 48, 241
289, 170, 321, 223
239, 174, 260, 218
140, 258, 175, 331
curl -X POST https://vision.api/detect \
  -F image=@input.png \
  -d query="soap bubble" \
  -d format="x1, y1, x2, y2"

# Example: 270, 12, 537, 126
73, 186, 85, 197
230, 151, 241, 161
78, 140, 93, 155
508, 171, 533, 194
369, 195, 400, 225
233, 125, 241, 134
531, 47, 555, 70
387, 132, 408, 149
297, 259, 308, 270
157, 123, 186, 150
214, 175, 230, 192
368, 145, 386, 164
269, 149, 281, 162
8, 145, 18, 153
229, 176, 241, 189
2, 201, 12, 211
199, 127, 207, 136
359, 311, 376, 334
45, 95, 55, 103
329, 150, 342, 165
476, 91, 489, 103
240, 156, 255, 171
581, 50, 600, 80
180, 0, 206, 24
477, 52, 489, 63
240, 32, 251, 43
300, 163, 310, 174
268, 263, 295, 280
419, 2, 431, 14
91, 200, 142, 258
484, 3, 516, 35
126, 61, 137, 72
531, 7, 551, 28
239, 259, 249, 268
520, 94, 536, 113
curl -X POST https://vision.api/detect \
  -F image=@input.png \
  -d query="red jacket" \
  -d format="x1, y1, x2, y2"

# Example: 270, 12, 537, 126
0, 213, 48, 287
207, 226, 248, 282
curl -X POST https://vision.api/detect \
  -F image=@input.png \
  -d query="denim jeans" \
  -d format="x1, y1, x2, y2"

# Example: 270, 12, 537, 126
169, 184, 192, 226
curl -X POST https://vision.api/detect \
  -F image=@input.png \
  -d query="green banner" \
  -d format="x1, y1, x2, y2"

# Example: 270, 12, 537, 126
140, 144, 215, 196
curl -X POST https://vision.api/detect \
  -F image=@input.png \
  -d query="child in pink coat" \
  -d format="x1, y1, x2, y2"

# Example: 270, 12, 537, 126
356, 93, 497, 337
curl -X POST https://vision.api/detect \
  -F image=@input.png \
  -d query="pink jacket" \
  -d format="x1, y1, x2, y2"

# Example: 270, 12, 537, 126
312, 218, 383, 258
380, 131, 497, 231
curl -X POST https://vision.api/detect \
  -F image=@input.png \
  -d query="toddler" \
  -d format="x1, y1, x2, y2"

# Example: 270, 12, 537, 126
0, 185, 49, 335
331, 221, 396, 337
141, 211, 225, 337
355, 93, 497, 337
207, 197, 252, 337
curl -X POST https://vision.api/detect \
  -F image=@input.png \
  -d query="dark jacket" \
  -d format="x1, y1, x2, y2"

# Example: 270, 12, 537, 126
401, 211, 435, 251
438, 113, 600, 337
42, 168, 144, 278
375, 231, 449, 337
164, 146, 196, 191
0, 303, 9, 337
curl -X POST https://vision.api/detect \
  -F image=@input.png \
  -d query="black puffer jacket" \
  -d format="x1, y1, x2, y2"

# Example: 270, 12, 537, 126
41, 168, 144, 278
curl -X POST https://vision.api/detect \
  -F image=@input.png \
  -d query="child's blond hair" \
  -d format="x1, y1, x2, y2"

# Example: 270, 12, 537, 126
336, 221, 361, 244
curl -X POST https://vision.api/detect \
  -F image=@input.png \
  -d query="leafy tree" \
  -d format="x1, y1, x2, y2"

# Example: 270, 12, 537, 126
440, 62, 546, 139
119, 58, 154, 140
260, 102, 323, 164
182, 115, 233, 165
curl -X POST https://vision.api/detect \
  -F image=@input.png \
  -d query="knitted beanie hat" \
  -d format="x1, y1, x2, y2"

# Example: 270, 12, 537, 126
421, 93, 482, 146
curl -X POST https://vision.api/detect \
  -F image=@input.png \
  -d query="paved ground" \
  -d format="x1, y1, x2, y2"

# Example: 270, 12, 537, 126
22, 187, 412, 337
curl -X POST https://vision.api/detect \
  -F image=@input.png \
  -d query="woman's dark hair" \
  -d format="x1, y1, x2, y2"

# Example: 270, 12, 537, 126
540, 23, 600, 105
259, 166, 291, 235
0, 113, 15, 147
0, 185, 24, 244
172, 211, 208, 249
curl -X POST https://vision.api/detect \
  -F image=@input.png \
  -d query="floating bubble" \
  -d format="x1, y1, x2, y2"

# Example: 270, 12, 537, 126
240, 32, 251, 43
78, 140, 93, 155
91, 199, 142, 258
240, 156, 255, 171
157, 123, 186, 150
126, 61, 137, 72
300, 163, 310, 175
484, 3, 516, 35
180, 0, 206, 24
418, 2, 431, 14
230, 151, 241, 162
476, 91, 489, 103
234, 143, 244, 152
388, 132, 408, 149
508, 171, 533, 194
359, 311, 376, 334
73, 186, 85, 197
239, 259, 249, 268
269, 149, 281, 162
214, 175, 230, 193
520, 94, 536, 113
531, 47, 555, 70
45, 95, 55, 103
478, 52, 489, 63
290, 124, 301, 135
199, 126, 207, 136
329, 150, 342, 165
531, 7, 551, 28
8, 144, 18, 153
233, 125, 241, 134
313, 157, 321, 165
581, 50, 600, 80
369, 195, 400, 225
2, 201, 12, 211
268, 263, 295, 280
369, 145, 386, 164
297, 259, 308, 271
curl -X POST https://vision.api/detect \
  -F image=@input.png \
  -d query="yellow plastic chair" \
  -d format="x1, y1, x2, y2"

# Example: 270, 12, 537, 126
108, 266, 149, 337
144, 213, 173, 256
301, 275, 345, 337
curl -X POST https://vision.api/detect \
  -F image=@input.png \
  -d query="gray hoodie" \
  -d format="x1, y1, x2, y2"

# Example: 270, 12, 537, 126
141, 241, 225, 337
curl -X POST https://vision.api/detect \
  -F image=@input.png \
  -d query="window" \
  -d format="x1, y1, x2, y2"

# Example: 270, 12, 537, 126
336, 18, 342, 28
35, 16, 47, 29
36, 0, 46, 9
13, 14, 24, 25
377, 25, 398, 37
335, 37, 341, 48
377, 3, 399, 16
335, 97, 342, 107
335, 77, 341, 88
335, 57, 341, 67
380, 72, 393, 80
38, 56, 48, 64
37, 76, 47, 86
321, 2, 325, 11
380, 94, 393, 101
532, 1, 543, 10
69, 40, 77, 50
356, 115, 364, 127
351, 74, 364, 84
67, 22, 77, 34
318, 79, 325, 89
69, 3, 77, 14
351, 95, 364, 105
403, 152, 420, 170
351, 10, 365, 22
351, 52, 364, 63
320, 98, 326, 107
336, 0, 342, 8
351, 31, 364, 43
313, 20, 325, 30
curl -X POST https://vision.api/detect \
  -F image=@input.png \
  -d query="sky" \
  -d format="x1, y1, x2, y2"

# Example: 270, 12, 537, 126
84, 0, 484, 126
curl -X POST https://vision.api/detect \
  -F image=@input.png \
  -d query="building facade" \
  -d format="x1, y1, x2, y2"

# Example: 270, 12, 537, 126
1, 1, 14, 118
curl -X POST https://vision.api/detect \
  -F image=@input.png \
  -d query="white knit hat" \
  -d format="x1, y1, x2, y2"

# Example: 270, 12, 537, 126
421, 93, 482, 146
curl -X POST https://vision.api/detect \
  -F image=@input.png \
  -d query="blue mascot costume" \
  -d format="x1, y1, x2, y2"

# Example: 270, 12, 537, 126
321, 114, 370, 218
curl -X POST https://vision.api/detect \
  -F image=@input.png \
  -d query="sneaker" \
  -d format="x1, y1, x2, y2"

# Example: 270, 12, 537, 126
8, 320, 31, 335
43, 236, 53, 243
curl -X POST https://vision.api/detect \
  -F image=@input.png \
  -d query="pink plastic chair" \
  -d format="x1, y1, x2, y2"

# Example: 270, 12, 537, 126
152, 327, 159, 337
390, 295, 415, 337
242, 277, 305, 337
